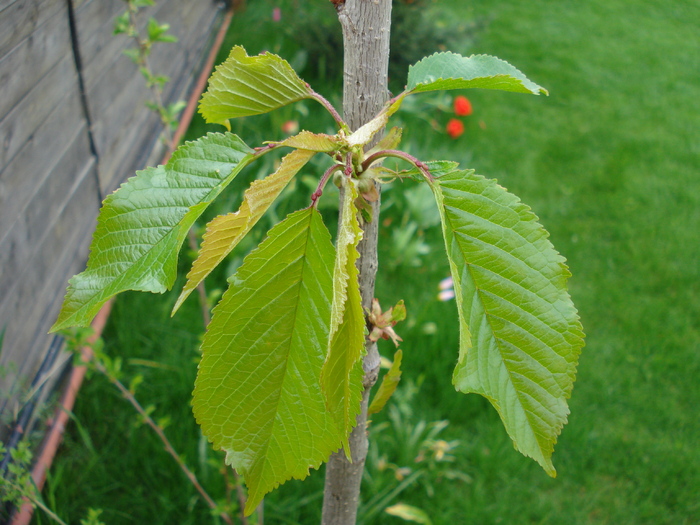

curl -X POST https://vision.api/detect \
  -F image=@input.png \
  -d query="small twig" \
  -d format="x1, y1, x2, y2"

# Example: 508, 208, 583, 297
127, 7, 175, 153
256, 499, 264, 525
231, 469, 249, 525
96, 362, 232, 524
361, 149, 434, 182
23, 491, 69, 525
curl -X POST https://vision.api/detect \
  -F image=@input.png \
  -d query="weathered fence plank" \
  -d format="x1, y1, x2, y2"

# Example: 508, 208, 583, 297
0, 121, 93, 301
0, 90, 88, 244
0, 7, 72, 123
0, 0, 64, 58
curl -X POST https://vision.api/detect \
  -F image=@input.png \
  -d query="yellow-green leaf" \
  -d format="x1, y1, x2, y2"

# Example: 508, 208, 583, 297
193, 208, 341, 514
321, 179, 366, 456
367, 127, 403, 156
429, 167, 584, 476
199, 46, 313, 126
346, 112, 390, 148
173, 149, 316, 313
368, 349, 403, 416
273, 130, 341, 152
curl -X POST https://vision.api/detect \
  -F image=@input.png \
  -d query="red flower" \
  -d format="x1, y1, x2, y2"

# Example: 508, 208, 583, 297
281, 120, 299, 134
446, 118, 464, 139
453, 95, 472, 116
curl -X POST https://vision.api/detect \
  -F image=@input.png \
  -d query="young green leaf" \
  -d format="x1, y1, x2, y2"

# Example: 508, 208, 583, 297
272, 130, 341, 152
368, 349, 403, 416
429, 168, 584, 476
346, 112, 390, 148
367, 127, 403, 156
193, 208, 341, 514
173, 148, 316, 313
406, 52, 548, 95
321, 180, 366, 456
122, 48, 141, 64
199, 46, 313, 127
113, 11, 131, 35
146, 18, 177, 44
51, 133, 254, 332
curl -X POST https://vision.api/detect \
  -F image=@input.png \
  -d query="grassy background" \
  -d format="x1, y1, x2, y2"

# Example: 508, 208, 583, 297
36, 0, 699, 523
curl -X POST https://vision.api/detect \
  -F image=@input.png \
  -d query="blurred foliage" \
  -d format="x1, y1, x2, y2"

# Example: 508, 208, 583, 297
227, 0, 476, 94
360, 380, 471, 523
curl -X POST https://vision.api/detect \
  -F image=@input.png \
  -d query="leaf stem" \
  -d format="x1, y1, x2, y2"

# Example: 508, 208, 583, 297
344, 152, 354, 177
386, 90, 409, 109
253, 143, 279, 158
309, 87, 348, 131
361, 149, 434, 181
311, 163, 343, 206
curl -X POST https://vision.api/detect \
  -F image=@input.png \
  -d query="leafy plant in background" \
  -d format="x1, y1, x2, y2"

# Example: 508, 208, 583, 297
361, 380, 470, 522
52, 30, 583, 524
0, 441, 105, 525
113, 0, 185, 151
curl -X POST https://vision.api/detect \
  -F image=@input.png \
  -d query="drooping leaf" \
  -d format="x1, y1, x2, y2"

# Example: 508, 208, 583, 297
193, 208, 341, 514
406, 52, 548, 95
51, 133, 254, 332
321, 179, 365, 456
429, 168, 584, 476
173, 149, 316, 313
272, 130, 341, 152
199, 46, 313, 126
368, 349, 403, 416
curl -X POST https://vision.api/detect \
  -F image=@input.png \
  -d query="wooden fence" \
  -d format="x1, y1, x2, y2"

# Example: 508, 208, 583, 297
0, 0, 227, 438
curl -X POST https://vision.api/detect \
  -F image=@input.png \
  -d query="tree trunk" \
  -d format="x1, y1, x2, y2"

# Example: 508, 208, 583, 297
322, 1, 392, 524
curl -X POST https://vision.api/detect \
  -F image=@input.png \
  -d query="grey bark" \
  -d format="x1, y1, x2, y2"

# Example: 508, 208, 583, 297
321, 1, 392, 524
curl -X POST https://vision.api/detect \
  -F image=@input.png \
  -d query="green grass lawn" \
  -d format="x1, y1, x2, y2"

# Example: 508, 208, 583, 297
36, 0, 700, 523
